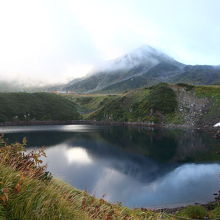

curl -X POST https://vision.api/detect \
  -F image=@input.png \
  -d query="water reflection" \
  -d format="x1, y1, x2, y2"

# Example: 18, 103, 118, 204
66, 147, 92, 164
45, 143, 220, 208
2, 125, 220, 208
0, 125, 98, 133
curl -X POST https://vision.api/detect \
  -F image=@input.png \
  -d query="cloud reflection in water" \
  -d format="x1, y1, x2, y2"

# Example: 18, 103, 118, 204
65, 147, 92, 164
45, 143, 220, 208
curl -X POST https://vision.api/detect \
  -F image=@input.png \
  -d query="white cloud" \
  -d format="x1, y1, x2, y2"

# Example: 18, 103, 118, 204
0, 0, 220, 84
63, 63, 94, 80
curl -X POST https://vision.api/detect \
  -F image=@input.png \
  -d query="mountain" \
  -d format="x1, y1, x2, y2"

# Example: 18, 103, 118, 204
63, 45, 220, 93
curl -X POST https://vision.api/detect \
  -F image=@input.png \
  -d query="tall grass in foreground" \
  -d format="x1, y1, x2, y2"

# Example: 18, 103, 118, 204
0, 137, 90, 220
1, 137, 220, 219
1, 136, 220, 220
4, 136, 220, 219
0, 137, 168, 220
0, 165, 89, 220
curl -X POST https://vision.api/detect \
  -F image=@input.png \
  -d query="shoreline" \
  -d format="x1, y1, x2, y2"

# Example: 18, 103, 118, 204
0, 119, 218, 134
0, 119, 219, 212
0, 119, 198, 128
0, 119, 162, 127
0, 119, 219, 138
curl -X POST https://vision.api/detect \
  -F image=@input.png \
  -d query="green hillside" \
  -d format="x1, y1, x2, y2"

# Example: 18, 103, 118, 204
87, 83, 179, 123
62, 93, 119, 115
0, 93, 80, 122
0, 84, 219, 127
66, 83, 220, 128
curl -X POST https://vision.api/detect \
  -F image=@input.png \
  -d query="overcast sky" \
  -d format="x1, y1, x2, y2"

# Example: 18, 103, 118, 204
0, 0, 220, 84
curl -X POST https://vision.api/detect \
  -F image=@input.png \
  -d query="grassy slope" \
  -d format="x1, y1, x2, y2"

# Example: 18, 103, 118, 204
61, 93, 119, 117
86, 88, 151, 122
194, 85, 220, 126
0, 165, 91, 220
86, 84, 179, 123
0, 93, 81, 122
0, 165, 169, 220
4, 164, 220, 220
66, 84, 220, 127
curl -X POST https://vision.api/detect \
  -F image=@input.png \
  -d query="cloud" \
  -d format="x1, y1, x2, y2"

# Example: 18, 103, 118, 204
0, 0, 220, 84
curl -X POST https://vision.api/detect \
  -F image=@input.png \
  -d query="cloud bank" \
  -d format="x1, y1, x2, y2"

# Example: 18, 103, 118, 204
0, 0, 220, 84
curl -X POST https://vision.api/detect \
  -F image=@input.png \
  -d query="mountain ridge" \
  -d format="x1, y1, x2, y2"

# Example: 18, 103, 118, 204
63, 45, 220, 93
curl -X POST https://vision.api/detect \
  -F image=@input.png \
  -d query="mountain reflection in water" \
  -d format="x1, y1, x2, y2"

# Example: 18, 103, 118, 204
2, 125, 220, 208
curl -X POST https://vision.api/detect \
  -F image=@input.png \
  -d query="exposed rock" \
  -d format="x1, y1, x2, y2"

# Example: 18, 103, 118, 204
172, 86, 209, 127
214, 129, 220, 139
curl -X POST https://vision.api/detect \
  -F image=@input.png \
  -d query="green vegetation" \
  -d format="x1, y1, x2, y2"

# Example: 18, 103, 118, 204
0, 138, 87, 219
0, 166, 90, 220
195, 85, 220, 99
163, 112, 185, 125
87, 83, 178, 123
0, 92, 80, 122
148, 83, 177, 114
1, 83, 219, 127
177, 205, 208, 219
194, 85, 220, 126
61, 83, 219, 128
62, 93, 119, 116
87, 89, 150, 122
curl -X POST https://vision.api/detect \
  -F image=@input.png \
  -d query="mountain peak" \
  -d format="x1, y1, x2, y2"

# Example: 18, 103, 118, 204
65, 45, 220, 94
131, 45, 175, 62
99, 45, 175, 73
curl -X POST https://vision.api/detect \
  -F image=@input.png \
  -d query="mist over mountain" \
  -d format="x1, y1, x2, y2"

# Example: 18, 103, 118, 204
1, 45, 220, 93
63, 45, 220, 93
0, 78, 65, 93
98, 45, 179, 71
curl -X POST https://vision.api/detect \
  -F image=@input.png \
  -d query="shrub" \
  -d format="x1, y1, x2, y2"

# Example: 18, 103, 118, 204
178, 205, 208, 219
148, 83, 177, 114
0, 137, 52, 181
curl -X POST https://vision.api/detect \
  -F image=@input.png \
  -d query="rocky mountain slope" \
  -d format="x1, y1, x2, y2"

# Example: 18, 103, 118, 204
64, 46, 220, 93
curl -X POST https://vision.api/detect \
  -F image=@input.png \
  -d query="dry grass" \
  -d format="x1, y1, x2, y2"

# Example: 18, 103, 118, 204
0, 137, 173, 219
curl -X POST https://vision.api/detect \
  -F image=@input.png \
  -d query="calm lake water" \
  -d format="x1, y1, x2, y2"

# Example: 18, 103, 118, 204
1, 124, 220, 208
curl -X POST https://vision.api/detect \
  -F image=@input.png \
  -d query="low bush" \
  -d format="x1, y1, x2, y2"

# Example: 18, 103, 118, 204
177, 205, 208, 219
148, 83, 178, 114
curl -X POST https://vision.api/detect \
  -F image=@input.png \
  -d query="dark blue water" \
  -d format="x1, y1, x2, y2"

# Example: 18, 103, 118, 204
1, 124, 220, 208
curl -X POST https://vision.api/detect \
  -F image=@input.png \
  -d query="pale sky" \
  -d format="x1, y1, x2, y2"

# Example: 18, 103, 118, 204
0, 0, 220, 84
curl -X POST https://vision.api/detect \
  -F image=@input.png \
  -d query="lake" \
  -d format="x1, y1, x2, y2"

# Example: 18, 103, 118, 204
1, 124, 220, 208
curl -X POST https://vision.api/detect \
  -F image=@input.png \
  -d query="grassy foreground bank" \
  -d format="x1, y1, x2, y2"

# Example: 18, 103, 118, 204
0, 138, 220, 219
0, 166, 172, 220
0, 138, 167, 220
